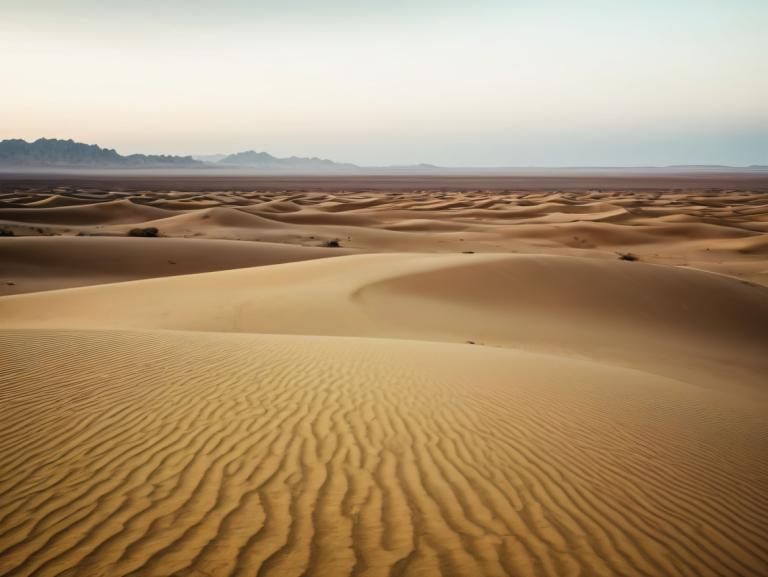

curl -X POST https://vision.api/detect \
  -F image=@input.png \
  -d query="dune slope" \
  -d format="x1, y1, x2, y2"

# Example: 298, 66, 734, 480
0, 236, 352, 295
1, 251, 768, 576
2, 253, 766, 388
1, 329, 767, 577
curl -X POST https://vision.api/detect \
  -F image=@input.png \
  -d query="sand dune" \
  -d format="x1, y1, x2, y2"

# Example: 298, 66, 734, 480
1, 185, 767, 576
1, 187, 766, 287
1, 329, 766, 576
0, 198, 176, 226
26, 194, 107, 208
0, 236, 353, 295
3, 253, 767, 387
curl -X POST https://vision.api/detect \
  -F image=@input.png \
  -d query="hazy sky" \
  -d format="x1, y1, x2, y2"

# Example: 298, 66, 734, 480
2, 0, 767, 166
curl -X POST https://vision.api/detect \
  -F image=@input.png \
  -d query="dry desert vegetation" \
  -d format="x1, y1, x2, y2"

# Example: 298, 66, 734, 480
1, 181, 767, 577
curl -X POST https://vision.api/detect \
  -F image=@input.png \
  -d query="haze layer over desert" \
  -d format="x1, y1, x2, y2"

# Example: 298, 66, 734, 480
1, 174, 767, 577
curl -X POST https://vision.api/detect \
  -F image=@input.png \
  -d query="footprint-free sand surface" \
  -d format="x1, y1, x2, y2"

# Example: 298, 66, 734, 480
1, 181, 767, 576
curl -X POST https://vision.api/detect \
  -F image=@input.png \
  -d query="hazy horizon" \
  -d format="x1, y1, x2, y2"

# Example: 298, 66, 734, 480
3, 0, 767, 166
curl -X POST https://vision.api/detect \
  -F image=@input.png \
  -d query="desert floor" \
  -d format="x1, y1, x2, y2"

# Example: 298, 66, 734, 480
1, 178, 767, 576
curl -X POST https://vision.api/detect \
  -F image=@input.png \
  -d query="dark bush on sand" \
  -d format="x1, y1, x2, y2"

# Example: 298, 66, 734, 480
129, 227, 159, 237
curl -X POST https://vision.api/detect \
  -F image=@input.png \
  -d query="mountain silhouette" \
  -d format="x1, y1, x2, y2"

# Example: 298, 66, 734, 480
217, 150, 358, 170
0, 138, 202, 168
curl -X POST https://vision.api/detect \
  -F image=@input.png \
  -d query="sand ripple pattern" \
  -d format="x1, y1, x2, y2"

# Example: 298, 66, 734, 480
1, 330, 767, 577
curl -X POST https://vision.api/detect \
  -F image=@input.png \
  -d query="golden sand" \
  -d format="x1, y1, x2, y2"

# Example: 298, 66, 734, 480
1, 186, 767, 576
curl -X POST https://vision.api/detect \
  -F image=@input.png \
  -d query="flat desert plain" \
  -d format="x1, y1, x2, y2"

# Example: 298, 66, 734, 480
1, 177, 767, 577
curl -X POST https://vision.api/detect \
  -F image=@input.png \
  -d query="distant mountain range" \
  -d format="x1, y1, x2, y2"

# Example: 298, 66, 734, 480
0, 138, 358, 171
213, 150, 358, 170
0, 138, 202, 168
1, 138, 765, 171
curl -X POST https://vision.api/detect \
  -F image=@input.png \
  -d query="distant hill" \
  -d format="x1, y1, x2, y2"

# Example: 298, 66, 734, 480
384, 163, 440, 170
192, 154, 228, 163
0, 138, 202, 168
217, 150, 358, 171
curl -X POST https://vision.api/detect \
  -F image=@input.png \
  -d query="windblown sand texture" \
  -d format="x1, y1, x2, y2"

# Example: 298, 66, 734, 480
1, 183, 768, 576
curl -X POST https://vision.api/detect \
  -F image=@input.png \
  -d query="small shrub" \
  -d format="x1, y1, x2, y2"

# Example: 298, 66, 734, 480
0, 229, 14, 236
129, 227, 159, 237
617, 252, 638, 261
323, 239, 341, 248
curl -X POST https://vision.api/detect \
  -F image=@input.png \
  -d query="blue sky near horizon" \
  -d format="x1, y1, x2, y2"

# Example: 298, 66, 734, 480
1, 0, 766, 165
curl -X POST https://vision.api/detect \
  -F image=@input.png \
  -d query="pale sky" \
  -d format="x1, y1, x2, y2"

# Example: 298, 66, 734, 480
1, 0, 766, 166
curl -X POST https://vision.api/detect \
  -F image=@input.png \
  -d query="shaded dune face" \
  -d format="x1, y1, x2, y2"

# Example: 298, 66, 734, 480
0, 199, 176, 225
0, 236, 353, 295
1, 330, 767, 577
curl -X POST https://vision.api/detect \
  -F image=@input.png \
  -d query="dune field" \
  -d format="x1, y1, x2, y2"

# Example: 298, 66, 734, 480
1, 182, 767, 576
